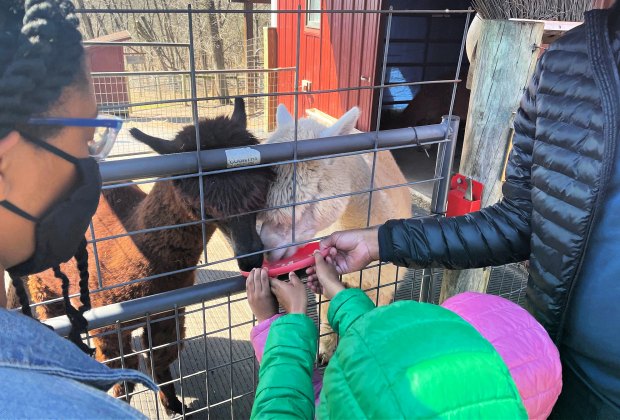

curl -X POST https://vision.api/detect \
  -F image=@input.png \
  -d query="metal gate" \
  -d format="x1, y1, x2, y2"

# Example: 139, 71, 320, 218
27, 3, 529, 419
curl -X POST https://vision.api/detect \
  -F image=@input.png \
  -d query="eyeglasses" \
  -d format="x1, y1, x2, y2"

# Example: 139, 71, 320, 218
26, 114, 123, 161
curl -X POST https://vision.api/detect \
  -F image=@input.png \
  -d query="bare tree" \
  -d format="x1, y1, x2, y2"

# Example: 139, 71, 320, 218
135, 15, 176, 70
75, 0, 96, 39
104, 0, 125, 31
203, 0, 229, 104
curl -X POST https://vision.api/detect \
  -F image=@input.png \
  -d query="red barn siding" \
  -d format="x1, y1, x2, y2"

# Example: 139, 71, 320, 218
87, 45, 125, 72
277, 0, 383, 131
85, 32, 130, 108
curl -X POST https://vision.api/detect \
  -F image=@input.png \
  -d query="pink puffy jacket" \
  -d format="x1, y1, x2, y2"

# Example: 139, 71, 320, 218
442, 292, 562, 419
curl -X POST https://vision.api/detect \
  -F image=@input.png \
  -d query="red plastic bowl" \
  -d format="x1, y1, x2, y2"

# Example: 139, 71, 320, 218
241, 242, 329, 278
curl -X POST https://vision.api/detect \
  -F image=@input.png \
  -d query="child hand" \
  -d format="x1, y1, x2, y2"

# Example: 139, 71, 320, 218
246, 268, 278, 322
269, 272, 308, 315
306, 251, 345, 300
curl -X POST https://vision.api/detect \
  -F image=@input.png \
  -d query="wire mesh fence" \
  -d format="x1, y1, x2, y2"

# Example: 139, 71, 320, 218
12, 3, 532, 419
93, 67, 292, 158
43, 255, 527, 419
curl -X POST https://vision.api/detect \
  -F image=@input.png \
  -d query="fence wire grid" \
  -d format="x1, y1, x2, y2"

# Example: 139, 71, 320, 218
11, 4, 531, 419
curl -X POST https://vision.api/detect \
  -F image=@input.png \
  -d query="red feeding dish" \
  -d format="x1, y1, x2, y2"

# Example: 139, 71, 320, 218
241, 242, 329, 278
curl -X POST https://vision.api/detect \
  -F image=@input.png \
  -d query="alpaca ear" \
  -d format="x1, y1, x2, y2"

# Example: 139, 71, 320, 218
320, 107, 360, 138
276, 104, 295, 127
231, 97, 247, 129
129, 128, 179, 155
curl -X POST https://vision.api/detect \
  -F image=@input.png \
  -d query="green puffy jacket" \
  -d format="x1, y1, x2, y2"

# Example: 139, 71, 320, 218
251, 288, 526, 419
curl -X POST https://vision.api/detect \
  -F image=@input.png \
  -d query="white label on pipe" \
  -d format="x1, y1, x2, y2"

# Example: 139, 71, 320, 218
225, 147, 261, 168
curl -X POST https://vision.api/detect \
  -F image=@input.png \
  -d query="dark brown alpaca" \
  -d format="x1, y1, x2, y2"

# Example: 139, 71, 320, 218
26, 98, 273, 415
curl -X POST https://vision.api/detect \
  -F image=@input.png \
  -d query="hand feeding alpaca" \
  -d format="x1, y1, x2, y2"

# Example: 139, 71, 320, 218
24, 99, 273, 415
258, 104, 412, 361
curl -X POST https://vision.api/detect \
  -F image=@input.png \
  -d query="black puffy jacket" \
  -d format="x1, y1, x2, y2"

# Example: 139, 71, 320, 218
379, 5, 620, 343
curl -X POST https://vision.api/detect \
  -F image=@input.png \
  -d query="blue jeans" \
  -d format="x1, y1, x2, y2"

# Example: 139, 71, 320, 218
0, 308, 157, 418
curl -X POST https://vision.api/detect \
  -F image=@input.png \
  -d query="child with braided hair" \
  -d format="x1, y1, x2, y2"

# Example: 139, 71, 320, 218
0, 0, 156, 417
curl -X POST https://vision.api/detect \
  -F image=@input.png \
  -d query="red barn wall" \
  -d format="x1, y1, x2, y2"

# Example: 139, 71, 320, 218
277, 0, 383, 131
85, 45, 129, 107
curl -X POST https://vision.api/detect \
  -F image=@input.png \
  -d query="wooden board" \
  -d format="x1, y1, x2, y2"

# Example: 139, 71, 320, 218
440, 19, 545, 303
263, 27, 278, 132
509, 18, 582, 44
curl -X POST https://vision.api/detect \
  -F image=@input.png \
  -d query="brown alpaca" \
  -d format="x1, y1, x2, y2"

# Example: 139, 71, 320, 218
26, 99, 274, 415
397, 76, 470, 131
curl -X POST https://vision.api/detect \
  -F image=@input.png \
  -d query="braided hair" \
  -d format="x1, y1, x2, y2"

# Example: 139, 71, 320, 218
52, 239, 94, 355
2, 0, 94, 354
9, 240, 94, 354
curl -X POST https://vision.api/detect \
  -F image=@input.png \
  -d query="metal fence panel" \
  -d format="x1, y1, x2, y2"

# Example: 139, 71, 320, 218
14, 5, 530, 419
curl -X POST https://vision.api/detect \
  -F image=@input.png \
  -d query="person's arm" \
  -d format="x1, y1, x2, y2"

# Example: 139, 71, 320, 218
250, 314, 317, 419
379, 60, 540, 270
328, 288, 375, 336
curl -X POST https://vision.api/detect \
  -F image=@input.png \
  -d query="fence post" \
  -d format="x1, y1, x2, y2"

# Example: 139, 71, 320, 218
244, 1, 256, 115
263, 26, 277, 132
430, 115, 460, 215
421, 116, 459, 304
439, 19, 544, 304
187, 4, 210, 261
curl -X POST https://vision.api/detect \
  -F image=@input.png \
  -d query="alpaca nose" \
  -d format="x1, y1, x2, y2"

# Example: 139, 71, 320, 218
267, 245, 300, 263
238, 253, 264, 272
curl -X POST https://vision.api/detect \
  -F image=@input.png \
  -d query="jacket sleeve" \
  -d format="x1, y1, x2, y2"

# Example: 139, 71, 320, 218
378, 60, 540, 270
328, 288, 376, 336
250, 314, 317, 420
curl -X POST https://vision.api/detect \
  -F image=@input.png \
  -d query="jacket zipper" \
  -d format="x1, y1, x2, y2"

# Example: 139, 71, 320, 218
555, 8, 620, 344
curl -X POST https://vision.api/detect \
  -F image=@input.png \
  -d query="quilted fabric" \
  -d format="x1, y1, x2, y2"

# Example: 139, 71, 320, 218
443, 292, 562, 419
317, 289, 526, 419
378, 7, 620, 343
251, 289, 527, 419
250, 313, 324, 406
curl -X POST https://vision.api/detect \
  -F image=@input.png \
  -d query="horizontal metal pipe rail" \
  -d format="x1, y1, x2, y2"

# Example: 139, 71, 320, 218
100, 123, 452, 183
432, 116, 460, 215
45, 258, 403, 336
100, 142, 445, 189
45, 276, 247, 337
92, 67, 295, 77
97, 78, 463, 111
83, 41, 189, 47
45, 120, 457, 334
76, 8, 474, 15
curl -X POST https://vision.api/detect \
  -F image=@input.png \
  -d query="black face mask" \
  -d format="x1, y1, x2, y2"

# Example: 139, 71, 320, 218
2, 133, 102, 277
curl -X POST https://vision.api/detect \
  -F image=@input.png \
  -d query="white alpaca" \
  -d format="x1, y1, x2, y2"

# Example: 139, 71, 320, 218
259, 104, 413, 360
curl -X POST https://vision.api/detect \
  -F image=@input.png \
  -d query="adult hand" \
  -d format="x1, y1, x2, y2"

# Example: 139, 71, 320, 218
307, 227, 380, 276
306, 251, 345, 300
269, 272, 308, 315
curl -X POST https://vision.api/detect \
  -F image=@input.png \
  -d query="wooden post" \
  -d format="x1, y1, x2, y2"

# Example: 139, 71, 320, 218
244, 1, 256, 112
244, 2, 254, 63
155, 75, 162, 101
205, 0, 228, 104
439, 19, 544, 303
263, 26, 277, 132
